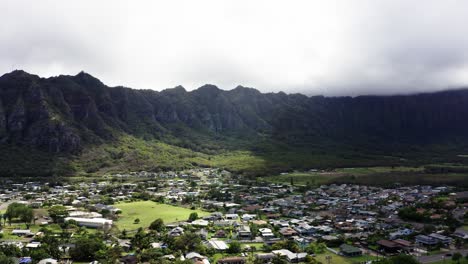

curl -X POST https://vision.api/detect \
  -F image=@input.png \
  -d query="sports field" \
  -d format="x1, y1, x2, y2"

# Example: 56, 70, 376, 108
115, 201, 209, 230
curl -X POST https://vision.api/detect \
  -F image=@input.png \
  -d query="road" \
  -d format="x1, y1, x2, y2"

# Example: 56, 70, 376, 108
0, 200, 19, 211
418, 249, 468, 263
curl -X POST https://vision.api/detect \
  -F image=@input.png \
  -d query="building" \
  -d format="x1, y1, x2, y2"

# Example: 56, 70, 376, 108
415, 235, 438, 246
217, 257, 246, 264
259, 228, 274, 238
238, 225, 252, 239
339, 244, 362, 257
64, 217, 112, 228
429, 233, 452, 245
204, 240, 228, 251
377, 240, 400, 254
271, 249, 307, 263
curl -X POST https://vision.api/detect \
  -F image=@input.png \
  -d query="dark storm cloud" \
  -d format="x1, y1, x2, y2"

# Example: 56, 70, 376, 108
1, 0, 468, 96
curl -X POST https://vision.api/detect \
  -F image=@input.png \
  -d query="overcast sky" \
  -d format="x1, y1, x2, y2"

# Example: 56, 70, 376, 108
2, 1, 468, 96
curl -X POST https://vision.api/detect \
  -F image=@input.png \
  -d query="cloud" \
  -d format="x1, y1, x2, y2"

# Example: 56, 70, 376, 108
1, 0, 468, 96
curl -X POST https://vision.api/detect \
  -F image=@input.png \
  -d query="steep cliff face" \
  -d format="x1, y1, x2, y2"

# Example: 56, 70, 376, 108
0, 99, 6, 139
1, 70, 468, 157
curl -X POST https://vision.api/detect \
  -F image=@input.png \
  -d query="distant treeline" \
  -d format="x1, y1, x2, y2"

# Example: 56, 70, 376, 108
424, 164, 468, 173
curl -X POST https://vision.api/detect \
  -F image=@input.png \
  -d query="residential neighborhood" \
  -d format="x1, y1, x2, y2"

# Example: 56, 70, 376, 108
0, 168, 467, 264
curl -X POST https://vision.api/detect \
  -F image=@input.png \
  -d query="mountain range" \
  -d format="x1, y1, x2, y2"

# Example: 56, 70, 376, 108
1, 70, 468, 177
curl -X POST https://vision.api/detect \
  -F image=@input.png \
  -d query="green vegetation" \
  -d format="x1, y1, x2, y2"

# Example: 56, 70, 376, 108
115, 201, 209, 230
5, 203, 33, 225
313, 253, 378, 264
264, 165, 468, 187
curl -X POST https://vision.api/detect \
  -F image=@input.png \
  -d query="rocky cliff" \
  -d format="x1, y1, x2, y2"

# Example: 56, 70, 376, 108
1, 70, 468, 176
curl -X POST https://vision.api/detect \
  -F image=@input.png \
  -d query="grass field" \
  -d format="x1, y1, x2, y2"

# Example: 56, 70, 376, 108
264, 166, 468, 187
115, 201, 209, 231
264, 166, 422, 185
432, 259, 468, 264
314, 253, 379, 264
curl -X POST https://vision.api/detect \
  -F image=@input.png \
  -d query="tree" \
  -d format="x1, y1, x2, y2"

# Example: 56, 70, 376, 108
39, 234, 62, 259
306, 242, 326, 254
134, 218, 140, 224
69, 236, 106, 261
452, 252, 462, 263
228, 241, 242, 254
272, 254, 288, 264
131, 228, 151, 250
5, 203, 34, 225
149, 218, 165, 232
29, 248, 50, 262
188, 212, 198, 222
171, 232, 202, 252
48, 205, 69, 223
0, 253, 15, 264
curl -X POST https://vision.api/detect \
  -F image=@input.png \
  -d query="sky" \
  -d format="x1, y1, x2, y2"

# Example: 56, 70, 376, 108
1, 1, 468, 96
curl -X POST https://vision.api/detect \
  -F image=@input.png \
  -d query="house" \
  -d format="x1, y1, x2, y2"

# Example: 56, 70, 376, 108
415, 235, 438, 246
12, 229, 34, 237
214, 229, 227, 238
38, 259, 58, 264
259, 228, 274, 238
197, 229, 208, 240
204, 240, 228, 251
453, 229, 468, 240
217, 257, 246, 264
255, 253, 275, 263
26, 242, 41, 249
272, 249, 307, 263
389, 228, 413, 239
377, 240, 400, 254
279, 227, 297, 237
169, 227, 184, 237
238, 225, 252, 239
429, 233, 452, 245
242, 214, 256, 221
192, 219, 209, 227
393, 239, 413, 251
185, 252, 210, 264
339, 244, 362, 257
214, 220, 236, 227
225, 214, 239, 220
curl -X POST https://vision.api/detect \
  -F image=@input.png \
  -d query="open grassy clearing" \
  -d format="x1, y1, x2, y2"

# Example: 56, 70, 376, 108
115, 201, 209, 231
264, 166, 468, 187
432, 259, 468, 264
314, 253, 379, 264
264, 166, 422, 184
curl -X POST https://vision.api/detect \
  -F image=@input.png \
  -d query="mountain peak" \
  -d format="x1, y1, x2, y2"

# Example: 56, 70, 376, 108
197, 84, 221, 91
73, 71, 103, 86
232, 85, 261, 94
162, 85, 187, 94
0, 70, 38, 80
192, 84, 222, 97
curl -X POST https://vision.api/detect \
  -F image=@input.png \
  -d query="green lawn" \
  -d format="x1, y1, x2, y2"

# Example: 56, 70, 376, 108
115, 201, 209, 231
264, 166, 419, 186
314, 253, 379, 264
432, 259, 468, 264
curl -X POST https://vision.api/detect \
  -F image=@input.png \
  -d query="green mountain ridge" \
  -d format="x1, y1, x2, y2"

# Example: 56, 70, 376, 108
1, 70, 468, 177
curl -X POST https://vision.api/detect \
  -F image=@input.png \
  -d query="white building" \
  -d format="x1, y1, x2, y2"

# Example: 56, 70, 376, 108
64, 217, 112, 228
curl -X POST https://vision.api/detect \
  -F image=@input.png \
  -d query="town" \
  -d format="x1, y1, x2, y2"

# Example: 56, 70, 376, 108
0, 169, 467, 264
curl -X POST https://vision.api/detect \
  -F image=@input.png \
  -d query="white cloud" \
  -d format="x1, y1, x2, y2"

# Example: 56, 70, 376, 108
1, 0, 468, 95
